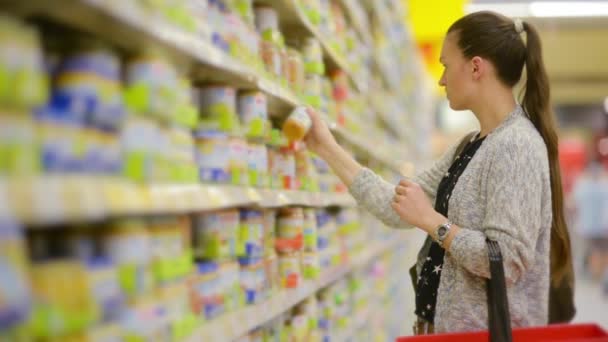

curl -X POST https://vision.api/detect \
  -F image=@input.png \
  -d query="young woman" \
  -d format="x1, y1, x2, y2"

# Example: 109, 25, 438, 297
304, 11, 574, 334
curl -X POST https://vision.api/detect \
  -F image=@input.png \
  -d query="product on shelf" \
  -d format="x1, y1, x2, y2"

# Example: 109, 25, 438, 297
262, 209, 277, 255
238, 256, 265, 304
275, 207, 304, 253
148, 216, 193, 284
218, 260, 243, 313
239, 209, 264, 258
246, 141, 269, 187
0, 16, 48, 111
195, 131, 232, 183
237, 91, 268, 138
303, 73, 322, 108
28, 259, 99, 339
295, 144, 319, 191
278, 251, 301, 289
193, 209, 240, 259
301, 251, 320, 280
303, 208, 318, 252
286, 48, 305, 97
301, 37, 324, 75
0, 221, 30, 332
268, 143, 296, 190
102, 219, 153, 298
85, 257, 124, 323
229, 136, 249, 185
196, 85, 240, 135
194, 261, 221, 320
262, 252, 279, 296
254, 5, 286, 82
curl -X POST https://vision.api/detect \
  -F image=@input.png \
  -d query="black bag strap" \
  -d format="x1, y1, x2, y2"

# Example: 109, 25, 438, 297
486, 239, 513, 342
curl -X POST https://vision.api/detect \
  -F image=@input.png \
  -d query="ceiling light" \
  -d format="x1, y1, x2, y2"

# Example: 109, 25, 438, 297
466, 1, 608, 18
466, 3, 532, 17
530, 2, 608, 17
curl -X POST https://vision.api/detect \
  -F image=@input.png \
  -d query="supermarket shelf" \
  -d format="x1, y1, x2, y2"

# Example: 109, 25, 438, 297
266, 0, 365, 93
333, 304, 374, 342
0, 176, 356, 225
3, 0, 298, 115
324, 116, 404, 173
335, 0, 373, 46
186, 237, 403, 342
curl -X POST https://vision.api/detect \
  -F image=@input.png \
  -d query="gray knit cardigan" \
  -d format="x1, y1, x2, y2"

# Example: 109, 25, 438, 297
349, 106, 551, 332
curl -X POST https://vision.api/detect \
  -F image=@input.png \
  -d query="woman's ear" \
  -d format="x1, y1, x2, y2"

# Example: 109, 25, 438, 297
471, 56, 484, 80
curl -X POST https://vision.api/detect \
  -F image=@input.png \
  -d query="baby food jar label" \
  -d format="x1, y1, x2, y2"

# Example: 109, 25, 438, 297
282, 106, 311, 143
278, 252, 301, 289
195, 134, 231, 184
246, 143, 268, 187
237, 91, 267, 138
301, 251, 320, 280
239, 209, 264, 258
0, 221, 30, 330
198, 86, 239, 134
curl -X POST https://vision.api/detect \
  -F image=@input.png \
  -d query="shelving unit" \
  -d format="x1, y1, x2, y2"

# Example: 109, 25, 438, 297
186, 236, 403, 342
3, 0, 403, 172
1, 177, 356, 225
0, 0, 431, 340
264, 0, 367, 93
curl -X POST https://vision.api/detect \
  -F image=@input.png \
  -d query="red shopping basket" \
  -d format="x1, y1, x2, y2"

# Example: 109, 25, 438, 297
396, 323, 608, 342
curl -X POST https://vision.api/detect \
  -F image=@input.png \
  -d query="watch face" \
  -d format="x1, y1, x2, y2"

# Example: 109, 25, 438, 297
438, 226, 447, 237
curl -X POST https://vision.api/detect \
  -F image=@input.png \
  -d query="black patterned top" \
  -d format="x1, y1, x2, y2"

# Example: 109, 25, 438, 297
415, 134, 486, 324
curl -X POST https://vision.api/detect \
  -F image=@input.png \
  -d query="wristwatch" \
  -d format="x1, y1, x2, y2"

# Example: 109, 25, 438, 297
434, 221, 453, 247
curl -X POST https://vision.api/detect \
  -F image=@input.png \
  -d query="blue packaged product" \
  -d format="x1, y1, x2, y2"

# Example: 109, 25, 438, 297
194, 131, 232, 184
197, 261, 221, 319
239, 209, 263, 258
0, 220, 31, 331
86, 257, 125, 322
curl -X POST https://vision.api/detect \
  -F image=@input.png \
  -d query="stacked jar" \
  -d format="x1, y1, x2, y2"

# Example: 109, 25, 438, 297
192, 209, 243, 319
275, 207, 304, 289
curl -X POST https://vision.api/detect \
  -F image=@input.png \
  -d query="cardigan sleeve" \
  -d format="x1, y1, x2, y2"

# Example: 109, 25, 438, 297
448, 137, 550, 284
348, 141, 460, 228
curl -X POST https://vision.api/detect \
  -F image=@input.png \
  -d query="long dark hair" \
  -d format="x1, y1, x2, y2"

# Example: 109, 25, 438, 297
448, 11, 573, 286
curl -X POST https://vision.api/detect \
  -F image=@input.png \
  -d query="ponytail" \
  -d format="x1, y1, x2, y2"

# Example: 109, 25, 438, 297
522, 22, 573, 286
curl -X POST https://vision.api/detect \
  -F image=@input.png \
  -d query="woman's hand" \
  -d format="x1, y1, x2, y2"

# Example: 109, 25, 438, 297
304, 107, 338, 157
392, 179, 446, 233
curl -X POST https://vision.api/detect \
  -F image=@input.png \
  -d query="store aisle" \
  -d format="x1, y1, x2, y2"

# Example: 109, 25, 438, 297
572, 272, 608, 328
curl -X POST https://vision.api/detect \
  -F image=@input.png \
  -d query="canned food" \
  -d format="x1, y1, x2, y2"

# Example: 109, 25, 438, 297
229, 137, 249, 186
193, 209, 240, 259
195, 132, 231, 183
239, 209, 264, 258
276, 207, 304, 253
301, 251, 320, 280
260, 40, 282, 79
262, 210, 277, 256
217, 260, 242, 312
268, 146, 296, 190
196, 261, 220, 319
246, 142, 268, 187
0, 221, 30, 330
238, 257, 265, 304
303, 74, 322, 108
302, 38, 324, 75
237, 91, 267, 138
303, 209, 318, 252
286, 48, 305, 95
278, 252, 301, 288
263, 252, 279, 295
197, 85, 239, 134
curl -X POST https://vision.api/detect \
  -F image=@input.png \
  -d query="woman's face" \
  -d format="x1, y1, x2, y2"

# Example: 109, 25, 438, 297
438, 32, 475, 111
